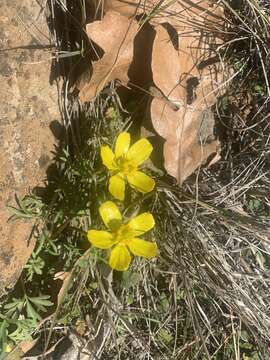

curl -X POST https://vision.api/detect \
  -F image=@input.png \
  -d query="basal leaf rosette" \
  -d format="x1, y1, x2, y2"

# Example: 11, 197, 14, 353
101, 132, 155, 201
87, 201, 158, 271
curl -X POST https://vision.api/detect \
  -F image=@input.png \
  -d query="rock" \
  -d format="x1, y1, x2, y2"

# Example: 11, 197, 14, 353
0, 0, 58, 295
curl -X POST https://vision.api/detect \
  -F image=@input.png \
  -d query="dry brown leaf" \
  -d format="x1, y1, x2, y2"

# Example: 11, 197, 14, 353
82, 1, 225, 182
6, 338, 39, 359
77, 11, 139, 102
105, 0, 224, 28
18, 338, 39, 355
150, 23, 223, 183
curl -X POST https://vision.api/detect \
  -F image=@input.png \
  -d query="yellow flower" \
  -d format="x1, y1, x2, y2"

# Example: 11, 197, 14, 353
101, 132, 155, 201
87, 201, 158, 271
4, 343, 13, 353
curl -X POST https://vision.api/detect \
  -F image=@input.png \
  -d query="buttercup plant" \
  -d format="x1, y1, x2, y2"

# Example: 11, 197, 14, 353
101, 132, 155, 201
87, 201, 158, 271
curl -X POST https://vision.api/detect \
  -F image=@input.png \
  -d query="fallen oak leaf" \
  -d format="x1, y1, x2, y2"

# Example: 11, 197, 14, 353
150, 24, 223, 183
104, 0, 224, 29
88, 1, 225, 182
162, 104, 221, 181
76, 11, 139, 102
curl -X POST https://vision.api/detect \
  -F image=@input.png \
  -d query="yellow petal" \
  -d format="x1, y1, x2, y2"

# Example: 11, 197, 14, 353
87, 230, 114, 249
128, 238, 158, 258
127, 170, 155, 193
115, 132, 130, 159
4, 343, 13, 353
109, 244, 131, 271
109, 174, 125, 201
99, 201, 122, 231
126, 138, 153, 165
101, 146, 117, 170
127, 212, 155, 236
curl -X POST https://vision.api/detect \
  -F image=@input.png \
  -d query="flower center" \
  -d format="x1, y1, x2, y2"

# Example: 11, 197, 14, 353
117, 157, 136, 176
114, 224, 133, 245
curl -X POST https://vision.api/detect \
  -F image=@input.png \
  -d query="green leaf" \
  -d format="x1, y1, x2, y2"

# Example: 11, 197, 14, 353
159, 293, 170, 312
0, 320, 7, 344
122, 271, 140, 289
8, 319, 35, 343
4, 300, 21, 310
158, 328, 173, 344
26, 299, 41, 321
15, 193, 27, 212
28, 296, 53, 307
126, 294, 134, 305
6, 206, 34, 219
248, 199, 261, 212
